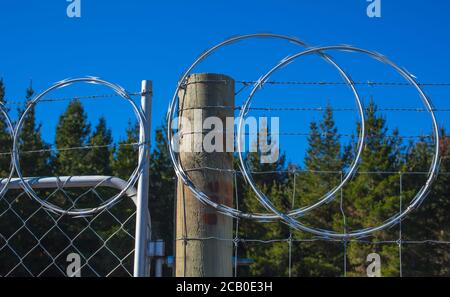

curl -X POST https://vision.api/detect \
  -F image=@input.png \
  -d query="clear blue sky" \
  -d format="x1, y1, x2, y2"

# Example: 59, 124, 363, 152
1, 0, 449, 165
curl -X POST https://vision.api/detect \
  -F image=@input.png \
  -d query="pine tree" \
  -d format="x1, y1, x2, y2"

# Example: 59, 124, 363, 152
0, 81, 54, 274
237, 125, 290, 276
0, 78, 12, 177
54, 100, 91, 176
112, 121, 139, 179
17, 81, 52, 176
344, 100, 403, 276
85, 117, 113, 175
111, 122, 176, 276
290, 105, 345, 276
240, 183, 291, 277
0, 79, 16, 273
401, 129, 450, 276
148, 125, 176, 266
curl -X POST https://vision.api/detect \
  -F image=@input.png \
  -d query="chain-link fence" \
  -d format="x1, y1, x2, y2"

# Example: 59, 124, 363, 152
0, 79, 152, 277
0, 177, 140, 276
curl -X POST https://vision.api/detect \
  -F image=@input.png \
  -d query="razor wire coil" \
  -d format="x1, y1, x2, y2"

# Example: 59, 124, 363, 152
169, 35, 441, 239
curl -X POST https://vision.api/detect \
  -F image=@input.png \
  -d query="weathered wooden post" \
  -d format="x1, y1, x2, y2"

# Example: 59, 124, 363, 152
175, 73, 234, 277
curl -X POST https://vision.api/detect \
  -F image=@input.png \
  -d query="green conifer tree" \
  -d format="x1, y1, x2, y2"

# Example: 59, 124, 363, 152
148, 125, 176, 266
0, 78, 12, 177
344, 100, 403, 276
85, 117, 113, 175
401, 129, 450, 276
54, 100, 91, 176
291, 105, 345, 276
237, 126, 290, 277
111, 122, 176, 276
17, 81, 52, 176
112, 121, 139, 179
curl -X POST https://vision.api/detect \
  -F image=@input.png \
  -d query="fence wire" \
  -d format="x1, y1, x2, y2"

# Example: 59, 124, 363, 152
178, 169, 450, 277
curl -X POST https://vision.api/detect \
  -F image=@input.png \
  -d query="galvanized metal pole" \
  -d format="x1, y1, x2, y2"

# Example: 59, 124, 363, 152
134, 80, 152, 277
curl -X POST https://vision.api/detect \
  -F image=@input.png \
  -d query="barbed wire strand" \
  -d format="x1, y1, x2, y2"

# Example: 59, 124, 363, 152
237, 81, 450, 87
180, 106, 450, 112
0, 142, 144, 157
2, 91, 149, 106
178, 130, 444, 140
177, 237, 450, 245
183, 167, 450, 176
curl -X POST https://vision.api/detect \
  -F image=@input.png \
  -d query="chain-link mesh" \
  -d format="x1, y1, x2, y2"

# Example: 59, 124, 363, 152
0, 179, 141, 277
0, 86, 150, 277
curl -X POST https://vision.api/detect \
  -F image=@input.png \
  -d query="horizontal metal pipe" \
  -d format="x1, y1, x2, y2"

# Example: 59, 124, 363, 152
1, 175, 138, 205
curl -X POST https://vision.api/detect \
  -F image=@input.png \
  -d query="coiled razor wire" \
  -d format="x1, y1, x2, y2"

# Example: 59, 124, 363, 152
0, 102, 15, 199
236, 45, 440, 238
167, 33, 366, 221
12, 77, 148, 216
168, 34, 441, 239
